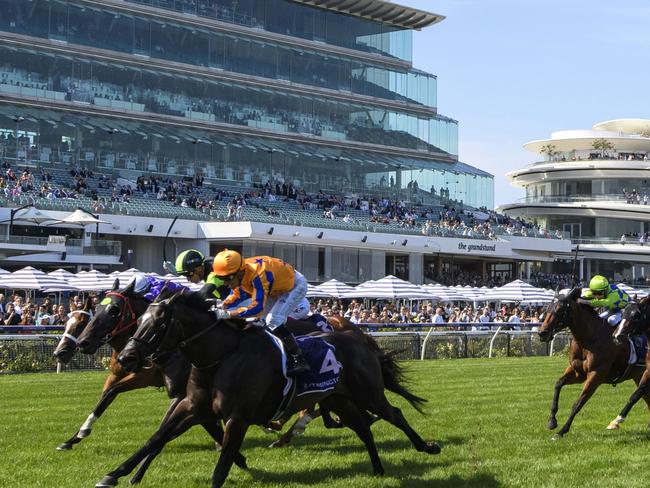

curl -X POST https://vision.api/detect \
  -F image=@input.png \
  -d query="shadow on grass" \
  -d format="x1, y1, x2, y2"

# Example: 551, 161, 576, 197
243, 457, 453, 485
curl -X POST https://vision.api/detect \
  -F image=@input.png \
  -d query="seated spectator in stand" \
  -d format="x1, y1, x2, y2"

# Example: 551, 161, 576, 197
35, 304, 52, 326
19, 309, 34, 325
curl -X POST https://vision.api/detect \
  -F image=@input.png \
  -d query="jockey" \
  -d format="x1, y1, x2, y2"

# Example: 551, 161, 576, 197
581, 275, 630, 326
172, 249, 230, 300
212, 249, 310, 376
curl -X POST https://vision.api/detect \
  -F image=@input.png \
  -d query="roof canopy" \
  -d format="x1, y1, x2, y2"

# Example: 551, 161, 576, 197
289, 0, 444, 30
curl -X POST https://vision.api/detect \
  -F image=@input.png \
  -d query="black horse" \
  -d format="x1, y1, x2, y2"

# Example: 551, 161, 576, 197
607, 297, 650, 429
94, 290, 440, 488
70, 279, 246, 484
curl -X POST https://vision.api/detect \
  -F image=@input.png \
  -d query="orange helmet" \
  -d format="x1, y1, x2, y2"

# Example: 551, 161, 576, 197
213, 249, 244, 277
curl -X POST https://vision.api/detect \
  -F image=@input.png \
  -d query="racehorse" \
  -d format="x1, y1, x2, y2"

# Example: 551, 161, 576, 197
53, 296, 94, 365
63, 279, 245, 484
606, 297, 650, 429
94, 290, 440, 488
538, 288, 648, 439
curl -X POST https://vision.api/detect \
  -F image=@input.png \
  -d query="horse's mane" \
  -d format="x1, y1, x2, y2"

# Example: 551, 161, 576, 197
558, 289, 603, 322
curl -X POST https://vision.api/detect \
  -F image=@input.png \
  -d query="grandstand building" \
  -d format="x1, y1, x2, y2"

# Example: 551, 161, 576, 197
0, 0, 568, 283
500, 119, 650, 285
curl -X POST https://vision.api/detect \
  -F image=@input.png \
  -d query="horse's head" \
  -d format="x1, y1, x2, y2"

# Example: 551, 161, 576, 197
78, 278, 141, 353
53, 296, 94, 364
117, 291, 185, 373
614, 298, 650, 344
538, 287, 581, 342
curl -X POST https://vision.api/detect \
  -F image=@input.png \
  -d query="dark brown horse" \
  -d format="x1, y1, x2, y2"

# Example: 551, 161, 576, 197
607, 297, 650, 429
538, 288, 648, 439
94, 291, 439, 488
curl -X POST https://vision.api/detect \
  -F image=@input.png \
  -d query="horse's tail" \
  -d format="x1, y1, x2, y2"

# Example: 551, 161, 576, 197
361, 333, 428, 414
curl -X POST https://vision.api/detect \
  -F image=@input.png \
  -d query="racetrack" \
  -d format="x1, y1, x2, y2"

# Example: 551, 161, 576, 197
1, 357, 649, 488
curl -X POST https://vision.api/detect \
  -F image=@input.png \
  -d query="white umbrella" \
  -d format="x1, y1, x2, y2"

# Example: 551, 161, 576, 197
50, 208, 109, 226
48, 268, 76, 283
616, 283, 649, 298
71, 270, 115, 291
2, 266, 79, 291
0, 267, 11, 275
453, 285, 485, 301
307, 283, 332, 298
482, 280, 554, 303
114, 268, 143, 288
314, 279, 356, 298
342, 275, 437, 300
4, 206, 58, 225
156, 273, 204, 292
422, 284, 468, 302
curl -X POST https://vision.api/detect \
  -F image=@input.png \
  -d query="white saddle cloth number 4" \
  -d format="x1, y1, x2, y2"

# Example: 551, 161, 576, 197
319, 348, 341, 375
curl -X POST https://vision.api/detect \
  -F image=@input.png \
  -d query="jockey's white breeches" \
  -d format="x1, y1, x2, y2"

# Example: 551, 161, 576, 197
600, 310, 622, 326
265, 271, 308, 330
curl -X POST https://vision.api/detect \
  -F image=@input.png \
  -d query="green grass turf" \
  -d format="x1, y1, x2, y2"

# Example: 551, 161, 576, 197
1, 357, 649, 488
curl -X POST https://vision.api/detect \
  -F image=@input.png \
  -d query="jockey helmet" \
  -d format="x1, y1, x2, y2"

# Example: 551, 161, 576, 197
213, 249, 244, 277
589, 275, 610, 293
175, 249, 205, 275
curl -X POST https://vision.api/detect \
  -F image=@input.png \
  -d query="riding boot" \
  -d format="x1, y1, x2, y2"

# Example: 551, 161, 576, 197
272, 324, 310, 376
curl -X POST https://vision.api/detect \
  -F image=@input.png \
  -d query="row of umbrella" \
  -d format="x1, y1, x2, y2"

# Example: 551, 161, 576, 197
307, 276, 650, 303
1, 266, 647, 303
0, 266, 204, 293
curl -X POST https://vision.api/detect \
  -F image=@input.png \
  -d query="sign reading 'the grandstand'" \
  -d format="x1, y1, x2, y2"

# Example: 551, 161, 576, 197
457, 242, 496, 254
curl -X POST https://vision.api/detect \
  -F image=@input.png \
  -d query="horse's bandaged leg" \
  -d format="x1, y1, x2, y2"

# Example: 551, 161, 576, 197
79, 413, 98, 437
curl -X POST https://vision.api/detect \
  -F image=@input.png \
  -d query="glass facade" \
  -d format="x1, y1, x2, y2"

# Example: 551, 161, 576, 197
124, 0, 414, 62
526, 178, 650, 202
0, 0, 494, 210
0, 45, 453, 154
0, 0, 435, 108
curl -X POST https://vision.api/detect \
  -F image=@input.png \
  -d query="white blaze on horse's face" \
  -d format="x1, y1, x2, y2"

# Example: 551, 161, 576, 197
613, 319, 627, 339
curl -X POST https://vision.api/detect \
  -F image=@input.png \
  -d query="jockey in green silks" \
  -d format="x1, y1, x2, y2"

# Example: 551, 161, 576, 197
581, 275, 630, 326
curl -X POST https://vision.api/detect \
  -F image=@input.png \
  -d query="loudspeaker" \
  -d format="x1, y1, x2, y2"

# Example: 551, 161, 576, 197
267, 227, 274, 235
361, 235, 367, 243
61, 251, 67, 260
402, 239, 408, 246
317, 231, 323, 239
146, 224, 154, 232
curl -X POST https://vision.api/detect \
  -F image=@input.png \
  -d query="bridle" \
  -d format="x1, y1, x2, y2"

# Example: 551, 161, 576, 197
104, 291, 138, 339
61, 309, 94, 346
131, 302, 220, 368
543, 298, 571, 339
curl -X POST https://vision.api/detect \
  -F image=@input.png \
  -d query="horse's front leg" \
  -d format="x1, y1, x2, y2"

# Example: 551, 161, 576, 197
552, 370, 604, 440
548, 366, 583, 430
212, 416, 250, 488
95, 398, 198, 487
608, 368, 650, 430
57, 372, 142, 450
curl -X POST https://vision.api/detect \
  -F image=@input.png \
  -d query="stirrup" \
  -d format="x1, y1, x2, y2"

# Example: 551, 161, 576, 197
286, 354, 310, 376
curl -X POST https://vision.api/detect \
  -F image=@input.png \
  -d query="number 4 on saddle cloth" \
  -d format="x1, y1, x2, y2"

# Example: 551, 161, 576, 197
268, 332, 342, 421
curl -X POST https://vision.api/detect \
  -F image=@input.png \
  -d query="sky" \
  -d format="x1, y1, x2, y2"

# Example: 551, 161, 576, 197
400, 0, 650, 208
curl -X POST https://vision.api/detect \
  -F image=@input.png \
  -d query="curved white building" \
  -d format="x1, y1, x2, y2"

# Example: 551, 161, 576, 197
500, 119, 650, 283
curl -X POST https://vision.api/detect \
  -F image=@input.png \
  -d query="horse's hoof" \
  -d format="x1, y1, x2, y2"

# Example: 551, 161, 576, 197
606, 421, 620, 430
551, 433, 563, 441
56, 443, 72, 451
547, 419, 557, 430
423, 442, 441, 454
96, 475, 118, 488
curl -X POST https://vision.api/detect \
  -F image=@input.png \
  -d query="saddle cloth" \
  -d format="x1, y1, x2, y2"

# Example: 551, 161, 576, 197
266, 332, 342, 421
627, 335, 648, 366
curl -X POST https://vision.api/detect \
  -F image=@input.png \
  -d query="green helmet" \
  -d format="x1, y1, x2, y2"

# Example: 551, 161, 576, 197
175, 249, 205, 275
589, 275, 609, 293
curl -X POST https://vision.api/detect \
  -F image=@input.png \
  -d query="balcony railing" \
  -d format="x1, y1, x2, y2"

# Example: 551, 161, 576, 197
516, 194, 638, 204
